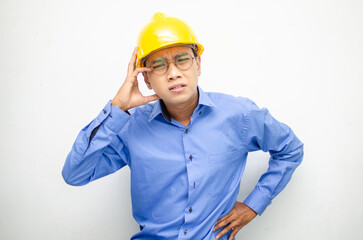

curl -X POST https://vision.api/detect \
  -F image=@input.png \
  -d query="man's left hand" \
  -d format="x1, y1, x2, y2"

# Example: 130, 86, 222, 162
213, 201, 257, 240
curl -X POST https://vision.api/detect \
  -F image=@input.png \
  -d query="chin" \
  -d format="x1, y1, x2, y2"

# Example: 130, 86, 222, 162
156, 85, 198, 105
165, 94, 195, 106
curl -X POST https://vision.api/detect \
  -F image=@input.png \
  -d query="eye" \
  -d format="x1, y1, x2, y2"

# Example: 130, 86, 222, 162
176, 53, 191, 64
151, 58, 167, 68
177, 57, 190, 63
152, 63, 166, 69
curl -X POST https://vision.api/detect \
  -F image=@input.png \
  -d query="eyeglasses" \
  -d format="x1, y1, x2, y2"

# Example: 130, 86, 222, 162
147, 52, 196, 75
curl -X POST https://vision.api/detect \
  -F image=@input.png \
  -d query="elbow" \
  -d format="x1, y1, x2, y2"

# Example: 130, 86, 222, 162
298, 143, 304, 164
290, 142, 304, 166
61, 168, 78, 186
61, 166, 88, 186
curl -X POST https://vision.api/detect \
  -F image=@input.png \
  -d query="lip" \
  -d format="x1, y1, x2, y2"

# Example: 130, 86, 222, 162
169, 83, 187, 93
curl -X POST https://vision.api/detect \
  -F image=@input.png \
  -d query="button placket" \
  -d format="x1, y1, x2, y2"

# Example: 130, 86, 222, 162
182, 124, 194, 238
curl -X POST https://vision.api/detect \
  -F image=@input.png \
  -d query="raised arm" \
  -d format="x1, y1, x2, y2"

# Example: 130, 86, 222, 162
62, 47, 159, 186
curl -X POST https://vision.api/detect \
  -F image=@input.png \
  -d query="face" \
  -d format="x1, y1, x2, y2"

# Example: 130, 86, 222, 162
143, 46, 201, 107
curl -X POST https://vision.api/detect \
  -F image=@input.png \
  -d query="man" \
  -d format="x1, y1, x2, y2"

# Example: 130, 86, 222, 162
62, 12, 304, 240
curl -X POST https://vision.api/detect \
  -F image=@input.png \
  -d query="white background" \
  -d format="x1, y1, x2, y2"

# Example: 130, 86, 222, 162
1, 0, 362, 239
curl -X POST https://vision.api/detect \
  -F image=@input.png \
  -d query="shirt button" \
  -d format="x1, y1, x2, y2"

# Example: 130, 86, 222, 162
184, 229, 188, 235
189, 155, 193, 161
189, 207, 193, 213
103, 109, 107, 114
199, 111, 202, 115
185, 129, 188, 134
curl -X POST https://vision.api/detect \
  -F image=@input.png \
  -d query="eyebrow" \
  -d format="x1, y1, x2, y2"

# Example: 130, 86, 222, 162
151, 58, 165, 64
149, 51, 192, 65
177, 52, 189, 57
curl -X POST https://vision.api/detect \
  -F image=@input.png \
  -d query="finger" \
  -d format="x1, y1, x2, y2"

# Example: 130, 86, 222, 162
130, 67, 152, 78
127, 47, 138, 75
228, 226, 242, 240
124, 68, 152, 85
213, 220, 227, 232
216, 224, 235, 240
214, 214, 232, 232
216, 209, 234, 224
216, 211, 232, 225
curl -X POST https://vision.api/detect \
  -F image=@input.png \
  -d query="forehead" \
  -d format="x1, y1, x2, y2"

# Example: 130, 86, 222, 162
146, 46, 193, 63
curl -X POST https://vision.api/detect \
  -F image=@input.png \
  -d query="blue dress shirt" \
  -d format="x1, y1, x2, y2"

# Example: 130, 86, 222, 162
62, 86, 304, 240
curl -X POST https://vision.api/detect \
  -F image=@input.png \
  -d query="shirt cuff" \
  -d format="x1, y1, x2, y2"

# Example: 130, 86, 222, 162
243, 187, 272, 215
96, 100, 131, 133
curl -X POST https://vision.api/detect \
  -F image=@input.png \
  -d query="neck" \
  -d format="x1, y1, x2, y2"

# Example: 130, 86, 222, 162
164, 91, 199, 127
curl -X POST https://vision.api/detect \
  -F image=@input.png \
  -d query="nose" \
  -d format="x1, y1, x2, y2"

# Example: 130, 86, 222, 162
166, 62, 182, 81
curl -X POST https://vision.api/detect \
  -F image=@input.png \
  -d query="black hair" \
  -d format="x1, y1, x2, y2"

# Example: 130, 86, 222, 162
191, 44, 198, 57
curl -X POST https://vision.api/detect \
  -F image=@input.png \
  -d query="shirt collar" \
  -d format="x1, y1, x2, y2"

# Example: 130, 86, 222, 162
148, 85, 216, 122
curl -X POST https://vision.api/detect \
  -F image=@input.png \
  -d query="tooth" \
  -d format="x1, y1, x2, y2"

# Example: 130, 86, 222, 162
171, 85, 183, 90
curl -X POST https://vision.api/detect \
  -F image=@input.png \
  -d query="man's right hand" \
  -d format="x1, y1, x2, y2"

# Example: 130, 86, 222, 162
111, 47, 160, 111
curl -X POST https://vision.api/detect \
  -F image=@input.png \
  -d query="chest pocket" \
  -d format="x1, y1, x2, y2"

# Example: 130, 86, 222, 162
207, 148, 245, 197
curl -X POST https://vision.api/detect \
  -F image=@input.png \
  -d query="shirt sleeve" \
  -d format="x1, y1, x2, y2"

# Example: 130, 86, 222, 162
242, 100, 304, 215
62, 100, 132, 186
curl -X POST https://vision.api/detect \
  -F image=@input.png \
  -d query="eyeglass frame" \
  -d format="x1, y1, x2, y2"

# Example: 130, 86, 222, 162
145, 52, 197, 75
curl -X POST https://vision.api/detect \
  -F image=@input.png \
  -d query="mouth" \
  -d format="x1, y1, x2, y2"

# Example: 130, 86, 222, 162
169, 84, 187, 92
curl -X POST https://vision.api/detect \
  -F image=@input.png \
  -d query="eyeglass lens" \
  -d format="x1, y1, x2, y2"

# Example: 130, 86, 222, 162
150, 52, 194, 74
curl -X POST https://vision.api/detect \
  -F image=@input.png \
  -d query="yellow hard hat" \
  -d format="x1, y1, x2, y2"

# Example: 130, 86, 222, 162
137, 12, 204, 67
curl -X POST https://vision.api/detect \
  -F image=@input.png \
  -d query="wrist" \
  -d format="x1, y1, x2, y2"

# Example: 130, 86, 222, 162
111, 99, 129, 112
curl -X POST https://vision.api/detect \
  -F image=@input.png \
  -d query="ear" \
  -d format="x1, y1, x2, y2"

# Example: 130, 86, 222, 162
196, 55, 201, 76
142, 72, 153, 90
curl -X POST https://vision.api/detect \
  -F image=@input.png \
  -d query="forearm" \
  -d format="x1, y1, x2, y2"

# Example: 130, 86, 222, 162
244, 141, 303, 215
245, 101, 304, 215
62, 100, 131, 186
